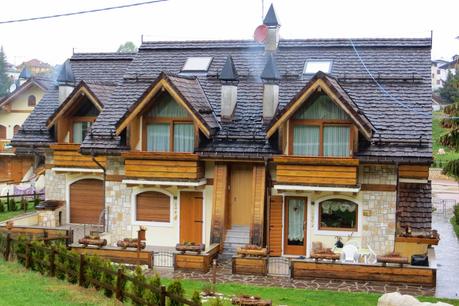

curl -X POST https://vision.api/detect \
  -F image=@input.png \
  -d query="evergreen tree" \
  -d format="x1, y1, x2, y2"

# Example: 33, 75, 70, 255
440, 102, 459, 179
0, 46, 12, 97
117, 41, 137, 53
439, 69, 459, 104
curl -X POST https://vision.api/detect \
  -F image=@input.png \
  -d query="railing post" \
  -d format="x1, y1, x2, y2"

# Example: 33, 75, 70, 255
212, 259, 217, 285
78, 253, 85, 287
160, 285, 166, 306
115, 268, 123, 301
50, 248, 56, 277
4, 233, 11, 261
25, 242, 31, 269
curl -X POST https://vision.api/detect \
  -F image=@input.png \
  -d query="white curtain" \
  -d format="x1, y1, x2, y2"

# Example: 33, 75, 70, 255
147, 123, 170, 151
73, 122, 83, 144
323, 126, 350, 157
293, 125, 320, 156
288, 198, 304, 242
174, 123, 194, 152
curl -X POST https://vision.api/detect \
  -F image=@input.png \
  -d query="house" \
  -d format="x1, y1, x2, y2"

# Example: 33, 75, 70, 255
431, 56, 458, 91
0, 68, 52, 187
16, 59, 53, 76
13, 5, 433, 259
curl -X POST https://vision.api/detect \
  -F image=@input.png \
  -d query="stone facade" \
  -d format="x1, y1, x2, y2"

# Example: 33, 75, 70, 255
37, 208, 64, 227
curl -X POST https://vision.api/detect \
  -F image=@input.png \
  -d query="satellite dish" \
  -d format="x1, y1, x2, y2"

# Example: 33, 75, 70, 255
254, 24, 268, 43
9, 83, 16, 92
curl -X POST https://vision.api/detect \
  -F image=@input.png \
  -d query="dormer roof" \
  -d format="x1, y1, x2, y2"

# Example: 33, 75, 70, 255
219, 56, 238, 82
57, 59, 75, 85
263, 4, 280, 27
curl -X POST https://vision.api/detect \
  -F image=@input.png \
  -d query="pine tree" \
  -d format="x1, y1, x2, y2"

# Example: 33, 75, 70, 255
440, 102, 459, 179
439, 69, 459, 104
0, 46, 12, 97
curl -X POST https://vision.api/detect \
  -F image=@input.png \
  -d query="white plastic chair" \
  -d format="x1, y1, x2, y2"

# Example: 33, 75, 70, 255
366, 245, 377, 264
340, 244, 360, 263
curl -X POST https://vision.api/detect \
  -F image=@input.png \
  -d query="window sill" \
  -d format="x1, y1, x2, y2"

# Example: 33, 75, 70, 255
314, 229, 361, 237
133, 221, 173, 228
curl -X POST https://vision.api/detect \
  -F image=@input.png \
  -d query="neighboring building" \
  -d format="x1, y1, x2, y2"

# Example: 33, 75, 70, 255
0, 68, 52, 185
431, 56, 458, 91
432, 93, 449, 111
13, 6, 433, 258
17, 59, 53, 76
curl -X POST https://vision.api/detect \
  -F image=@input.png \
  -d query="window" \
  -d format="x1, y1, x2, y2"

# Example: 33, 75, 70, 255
291, 93, 352, 157
13, 125, 20, 135
72, 121, 92, 144
28, 95, 36, 107
144, 93, 195, 152
437, 69, 440, 74
0, 125, 6, 139
319, 199, 357, 231
136, 191, 170, 223
303, 60, 332, 74
182, 57, 213, 72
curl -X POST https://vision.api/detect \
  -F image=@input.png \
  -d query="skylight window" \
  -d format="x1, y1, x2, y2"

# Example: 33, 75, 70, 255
182, 57, 213, 72
303, 60, 332, 74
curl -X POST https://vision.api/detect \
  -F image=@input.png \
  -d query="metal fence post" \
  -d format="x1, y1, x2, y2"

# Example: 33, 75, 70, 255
78, 253, 85, 287
160, 285, 166, 306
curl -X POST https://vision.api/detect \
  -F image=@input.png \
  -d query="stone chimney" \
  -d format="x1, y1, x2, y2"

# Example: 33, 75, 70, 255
57, 59, 75, 104
219, 56, 238, 121
261, 54, 280, 120
263, 4, 280, 52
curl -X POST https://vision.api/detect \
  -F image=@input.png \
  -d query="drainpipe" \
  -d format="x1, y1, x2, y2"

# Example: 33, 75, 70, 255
91, 154, 107, 232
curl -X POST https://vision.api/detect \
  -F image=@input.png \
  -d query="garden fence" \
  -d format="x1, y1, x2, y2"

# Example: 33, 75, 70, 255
0, 233, 198, 306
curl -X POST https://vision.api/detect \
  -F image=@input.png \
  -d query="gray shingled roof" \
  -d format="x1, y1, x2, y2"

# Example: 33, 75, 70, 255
399, 182, 432, 231
14, 39, 432, 161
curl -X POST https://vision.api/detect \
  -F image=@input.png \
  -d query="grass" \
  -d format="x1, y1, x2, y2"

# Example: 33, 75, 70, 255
451, 216, 459, 239
162, 278, 459, 306
0, 260, 117, 306
0, 201, 36, 222
432, 111, 459, 165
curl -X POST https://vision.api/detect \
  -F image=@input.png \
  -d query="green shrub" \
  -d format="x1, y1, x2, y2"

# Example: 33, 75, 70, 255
143, 273, 161, 305
0, 200, 4, 213
20, 198, 28, 211
14, 236, 28, 265
454, 205, 459, 225
65, 252, 79, 284
191, 291, 202, 306
84, 255, 104, 289
55, 245, 67, 280
34, 197, 40, 207
128, 266, 146, 306
101, 261, 116, 298
30, 240, 47, 274
9, 199, 16, 211
167, 279, 185, 306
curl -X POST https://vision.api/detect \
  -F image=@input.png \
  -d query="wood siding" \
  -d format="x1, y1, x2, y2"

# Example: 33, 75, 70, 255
136, 191, 170, 223
72, 246, 152, 268
174, 243, 219, 272
122, 152, 204, 180
399, 165, 430, 179
0, 156, 33, 183
268, 196, 283, 256
232, 257, 268, 275
250, 164, 266, 245
69, 179, 104, 224
51, 144, 106, 168
210, 163, 228, 245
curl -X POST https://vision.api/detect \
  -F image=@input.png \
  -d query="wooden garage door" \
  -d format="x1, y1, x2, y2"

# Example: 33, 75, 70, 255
70, 179, 104, 224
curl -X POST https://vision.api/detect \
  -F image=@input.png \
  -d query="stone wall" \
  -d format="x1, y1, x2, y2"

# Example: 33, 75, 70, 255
360, 164, 397, 255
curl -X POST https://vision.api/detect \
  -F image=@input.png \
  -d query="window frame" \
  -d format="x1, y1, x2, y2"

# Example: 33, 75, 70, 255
289, 119, 354, 157
142, 117, 196, 153
303, 60, 333, 75
318, 199, 358, 232
70, 117, 96, 144
28, 95, 36, 107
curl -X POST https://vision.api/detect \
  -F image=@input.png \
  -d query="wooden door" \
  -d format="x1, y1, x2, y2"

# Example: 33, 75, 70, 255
284, 197, 307, 255
269, 196, 283, 256
230, 164, 253, 226
69, 179, 104, 224
180, 192, 203, 244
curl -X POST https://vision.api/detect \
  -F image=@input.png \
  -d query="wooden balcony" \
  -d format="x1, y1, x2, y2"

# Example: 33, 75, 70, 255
50, 144, 106, 168
273, 156, 359, 186
122, 151, 204, 180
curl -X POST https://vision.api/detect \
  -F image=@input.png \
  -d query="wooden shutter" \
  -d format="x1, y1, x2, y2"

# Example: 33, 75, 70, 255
70, 179, 104, 224
0, 125, 6, 139
136, 191, 170, 222
269, 195, 283, 256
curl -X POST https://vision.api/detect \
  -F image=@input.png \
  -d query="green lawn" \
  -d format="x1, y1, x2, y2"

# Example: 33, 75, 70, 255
162, 279, 459, 306
432, 111, 459, 166
0, 201, 36, 222
0, 260, 117, 306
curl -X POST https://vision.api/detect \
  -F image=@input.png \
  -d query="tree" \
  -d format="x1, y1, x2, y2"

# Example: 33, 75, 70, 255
440, 102, 459, 178
117, 41, 137, 53
0, 46, 12, 97
439, 69, 459, 104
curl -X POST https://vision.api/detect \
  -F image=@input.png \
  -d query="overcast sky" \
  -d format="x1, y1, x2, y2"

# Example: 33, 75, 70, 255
0, 0, 458, 66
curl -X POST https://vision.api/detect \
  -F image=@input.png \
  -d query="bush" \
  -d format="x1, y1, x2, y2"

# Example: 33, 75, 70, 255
454, 204, 459, 225
167, 279, 185, 306
30, 240, 47, 274
143, 273, 161, 305
55, 244, 67, 280
101, 261, 116, 298
0, 200, 4, 213
191, 291, 202, 306
84, 255, 104, 289
34, 197, 40, 207
20, 198, 28, 211
9, 199, 16, 211
14, 236, 28, 265
129, 266, 146, 306
65, 252, 79, 284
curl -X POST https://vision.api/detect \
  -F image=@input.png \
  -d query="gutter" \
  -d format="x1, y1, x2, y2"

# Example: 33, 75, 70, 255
91, 154, 108, 233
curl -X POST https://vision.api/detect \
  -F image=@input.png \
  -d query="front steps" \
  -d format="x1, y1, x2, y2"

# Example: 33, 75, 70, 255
221, 225, 250, 259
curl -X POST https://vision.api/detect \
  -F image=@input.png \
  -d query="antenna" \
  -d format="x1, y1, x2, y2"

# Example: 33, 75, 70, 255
261, 0, 264, 22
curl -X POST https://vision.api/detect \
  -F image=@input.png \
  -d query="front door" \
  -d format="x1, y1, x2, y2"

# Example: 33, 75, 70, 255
180, 192, 203, 244
284, 197, 307, 255
229, 164, 253, 227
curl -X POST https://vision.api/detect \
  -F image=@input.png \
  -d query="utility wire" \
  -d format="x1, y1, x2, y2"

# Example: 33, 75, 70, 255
0, 0, 167, 25
349, 39, 431, 119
